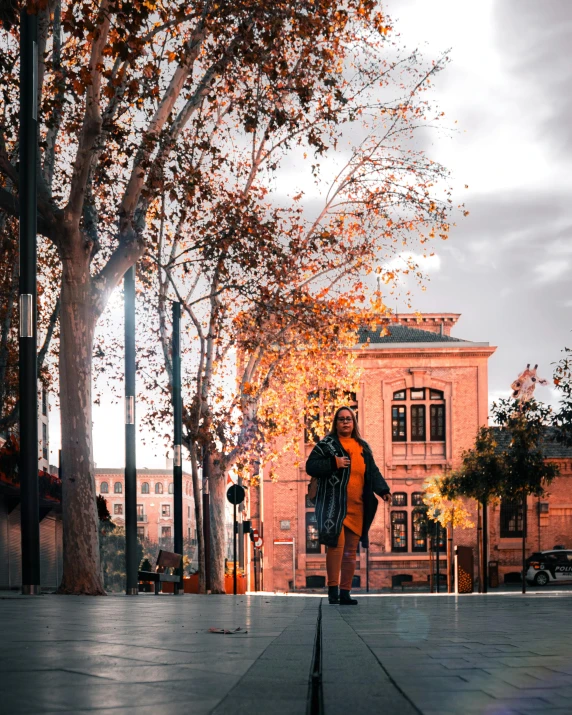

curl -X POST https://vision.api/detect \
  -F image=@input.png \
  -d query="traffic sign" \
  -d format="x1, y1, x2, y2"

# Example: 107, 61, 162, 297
226, 484, 246, 505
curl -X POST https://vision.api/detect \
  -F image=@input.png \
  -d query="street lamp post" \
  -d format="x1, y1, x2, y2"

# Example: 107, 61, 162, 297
172, 303, 183, 591
124, 266, 138, 595
19, 7, 41, 595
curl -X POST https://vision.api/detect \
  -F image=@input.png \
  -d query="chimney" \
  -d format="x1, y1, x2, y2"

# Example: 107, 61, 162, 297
439, 323, 444, 337
166, 454, 173, 470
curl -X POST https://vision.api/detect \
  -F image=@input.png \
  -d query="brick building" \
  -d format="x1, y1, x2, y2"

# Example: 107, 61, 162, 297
489, 429, 572, 582
250, 313, 496, 590
94, 467, 196, 545
247, 313, 572, 591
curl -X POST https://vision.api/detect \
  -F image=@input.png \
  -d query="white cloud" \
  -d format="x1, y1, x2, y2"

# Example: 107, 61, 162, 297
534, 259, 570, 284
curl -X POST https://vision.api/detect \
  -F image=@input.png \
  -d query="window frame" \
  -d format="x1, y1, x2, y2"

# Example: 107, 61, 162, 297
161, 504, 171, 517
411, 510, 427, 552
392, 405, 407, 442
391, 510, 408, 552
141, 482, 149, 494
392, 492, 408, 507
100, 481, 109, 494
305, 511, 321, 554
113, 503, 123, 515
168, 482, 174, 494
155, 482, 164, 494
410, 404, 426, 441
430, 403, 446, 442
500, 500, 526, 538
114, 481, 123, 494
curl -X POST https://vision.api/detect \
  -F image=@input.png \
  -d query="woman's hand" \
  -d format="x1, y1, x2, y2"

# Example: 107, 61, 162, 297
335, 455, 350, 470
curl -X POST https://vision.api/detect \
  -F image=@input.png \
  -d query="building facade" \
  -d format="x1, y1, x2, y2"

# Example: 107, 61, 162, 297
252, 313, 496, 590
94, 467, 197, 545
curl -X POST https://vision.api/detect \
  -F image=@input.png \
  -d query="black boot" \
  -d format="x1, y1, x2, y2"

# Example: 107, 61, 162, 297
328, 585, 339, 604
339, 589, 358, 605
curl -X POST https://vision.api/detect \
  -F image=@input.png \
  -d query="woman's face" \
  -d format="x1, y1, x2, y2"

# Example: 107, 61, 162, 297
336, 409, 354, 438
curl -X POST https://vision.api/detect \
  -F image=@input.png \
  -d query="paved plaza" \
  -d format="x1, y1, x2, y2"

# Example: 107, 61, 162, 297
1, 592, 572, 714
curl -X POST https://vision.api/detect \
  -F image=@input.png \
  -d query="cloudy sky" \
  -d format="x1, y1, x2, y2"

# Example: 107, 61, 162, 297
48, 0, 572, 469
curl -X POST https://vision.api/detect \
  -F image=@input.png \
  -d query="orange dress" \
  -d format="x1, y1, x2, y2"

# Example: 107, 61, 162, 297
339, 437, 365, 537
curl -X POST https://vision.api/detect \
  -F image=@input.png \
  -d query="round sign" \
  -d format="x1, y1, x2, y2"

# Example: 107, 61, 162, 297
255, 537, 263, 548
226, 484, 246, 505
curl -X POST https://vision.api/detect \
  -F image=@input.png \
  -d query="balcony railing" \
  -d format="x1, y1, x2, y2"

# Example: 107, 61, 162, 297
136, 514, 147, 522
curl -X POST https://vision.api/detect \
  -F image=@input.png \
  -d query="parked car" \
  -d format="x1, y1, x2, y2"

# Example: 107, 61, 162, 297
525, 549, 572, 586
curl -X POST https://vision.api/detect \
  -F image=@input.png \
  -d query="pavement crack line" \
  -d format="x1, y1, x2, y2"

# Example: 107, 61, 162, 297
340, 611, 423, 715
307, 599, 323, 715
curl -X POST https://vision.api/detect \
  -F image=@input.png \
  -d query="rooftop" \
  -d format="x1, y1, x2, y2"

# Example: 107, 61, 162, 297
358, 323, 469, 344
492, 426, 572, 459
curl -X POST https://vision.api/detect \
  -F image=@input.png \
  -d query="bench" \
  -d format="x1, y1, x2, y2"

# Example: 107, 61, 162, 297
138, 549, 183, 595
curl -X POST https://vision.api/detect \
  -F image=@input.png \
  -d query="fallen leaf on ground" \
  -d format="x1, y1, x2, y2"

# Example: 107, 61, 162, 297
208, 627, 248, 634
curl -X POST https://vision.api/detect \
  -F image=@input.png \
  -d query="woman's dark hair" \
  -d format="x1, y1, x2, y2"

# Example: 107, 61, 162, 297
328, 406, 371, 453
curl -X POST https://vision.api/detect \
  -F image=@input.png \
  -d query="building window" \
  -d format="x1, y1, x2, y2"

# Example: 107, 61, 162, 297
305, 390, 358, 444
412, 511, 427, 552
155, 482, 164, 494
162, 504, 170, 517
500, 500, 526, 538
137, 504, 144, 519
100, 481, 109, 494
141, 482, 149, 494
114, 481, 122, 494
391, 511, 407, 552
161, 526, 172, 538
42, 422, 48, 460
306, 512, 321, 553
168, 482, 174, 494
42, 388, 47, 415
188, 506, 191, 519
410, 388, 425, 400
411, 405, 426, 441
114, 504, 123, 515
411, 492, 424, 506
430, 404, 445, 441
392, 406, 406, 442
137, 526, 145, 538
392, 492, 407, 507
393, 390, 406, 400
430, 389, 444, 400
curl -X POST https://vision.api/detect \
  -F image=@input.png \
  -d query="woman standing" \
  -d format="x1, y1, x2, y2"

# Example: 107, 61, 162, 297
306, 406, 391, 604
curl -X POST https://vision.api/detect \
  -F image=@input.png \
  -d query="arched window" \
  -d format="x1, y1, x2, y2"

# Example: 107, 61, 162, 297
100, 481, 109, 494
114, 481, 122, 494
168, 482, 174, 494
155, 482, 164, 494
141, 482, 149, 494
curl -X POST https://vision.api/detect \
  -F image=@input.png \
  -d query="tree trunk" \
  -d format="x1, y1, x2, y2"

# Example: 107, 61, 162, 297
57, 254, 105, 595
209, 453, 227, 594
189, 441, 206, 593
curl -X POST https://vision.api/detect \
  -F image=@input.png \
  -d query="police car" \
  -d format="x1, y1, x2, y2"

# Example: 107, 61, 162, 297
525, 549, 572, 586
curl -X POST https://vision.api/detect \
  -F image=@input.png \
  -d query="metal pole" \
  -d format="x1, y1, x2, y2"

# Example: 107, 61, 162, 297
233, 499, 237, 595
366, 545, 370, 592
172, 303, 183, 592
522, 495, 527, 594
19, 7, 40, 595
435, 521, 440, 593
203, 449, 211, 591
292, 538, 296, 591
124, 265, 138, 595
482, 499, 488, 594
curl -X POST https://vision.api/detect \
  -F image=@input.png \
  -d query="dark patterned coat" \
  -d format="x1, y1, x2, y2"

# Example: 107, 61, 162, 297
305, 434, 390, 548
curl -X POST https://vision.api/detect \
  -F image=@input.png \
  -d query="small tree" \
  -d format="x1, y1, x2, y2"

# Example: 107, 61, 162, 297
491, 398, 559, 593
422, 475, 474, 593
553, 347, 572, 445
441, 427, 506, 593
